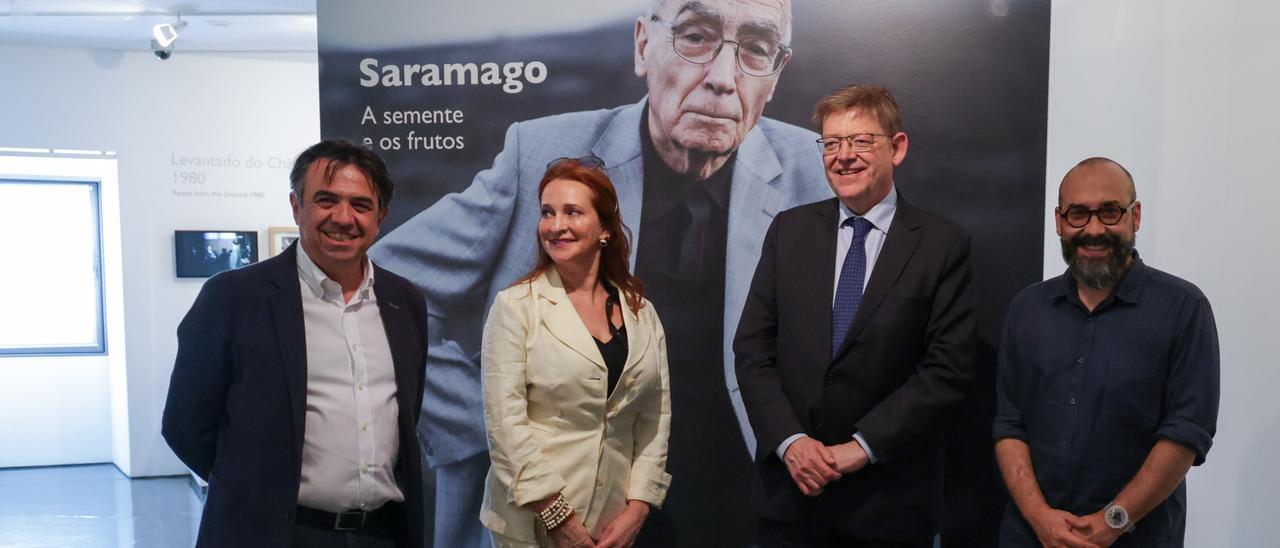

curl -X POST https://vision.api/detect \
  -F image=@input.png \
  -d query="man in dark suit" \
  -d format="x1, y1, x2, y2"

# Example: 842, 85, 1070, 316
735, 84, 977, 546
163, 140, 428, 548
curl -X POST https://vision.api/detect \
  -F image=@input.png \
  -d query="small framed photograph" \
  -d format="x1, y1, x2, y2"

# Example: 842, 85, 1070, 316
268, 226, 299, 257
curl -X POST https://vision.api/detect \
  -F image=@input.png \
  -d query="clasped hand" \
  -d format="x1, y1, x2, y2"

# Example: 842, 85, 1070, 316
549, 500, 649, 548
782, 437, 869, 496
1028, 507, 1123, 548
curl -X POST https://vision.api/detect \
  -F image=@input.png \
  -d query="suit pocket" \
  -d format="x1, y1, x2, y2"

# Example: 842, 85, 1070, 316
879, 295, 930, 310
876, 297, 931, 330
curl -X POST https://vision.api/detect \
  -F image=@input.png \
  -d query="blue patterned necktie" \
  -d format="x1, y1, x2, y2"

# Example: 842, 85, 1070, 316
832, 217, 874, 356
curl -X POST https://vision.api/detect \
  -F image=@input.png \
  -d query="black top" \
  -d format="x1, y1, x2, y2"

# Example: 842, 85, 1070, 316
592, 284, 628, 397
994, 256, 1220, 547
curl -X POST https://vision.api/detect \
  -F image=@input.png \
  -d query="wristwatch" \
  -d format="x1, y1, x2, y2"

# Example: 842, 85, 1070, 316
1104, 502, 1136, 533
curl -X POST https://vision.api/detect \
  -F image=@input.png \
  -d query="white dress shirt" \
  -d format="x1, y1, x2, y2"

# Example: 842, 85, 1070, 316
777, 186, 898, 463
295, 247, 404, 513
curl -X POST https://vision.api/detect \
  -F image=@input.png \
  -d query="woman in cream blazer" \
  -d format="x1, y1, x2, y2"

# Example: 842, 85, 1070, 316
480, 158, 671, 548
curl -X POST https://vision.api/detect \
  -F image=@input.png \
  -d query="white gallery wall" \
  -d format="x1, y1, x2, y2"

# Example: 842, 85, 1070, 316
1048, 1, 1279, 545
0, 44, 318, 476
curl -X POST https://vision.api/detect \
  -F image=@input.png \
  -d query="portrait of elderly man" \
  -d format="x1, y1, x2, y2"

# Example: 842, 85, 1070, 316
368, 0, 829, 545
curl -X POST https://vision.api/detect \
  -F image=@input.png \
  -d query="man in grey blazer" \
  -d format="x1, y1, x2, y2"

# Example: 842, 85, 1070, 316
370, 0, 829, 544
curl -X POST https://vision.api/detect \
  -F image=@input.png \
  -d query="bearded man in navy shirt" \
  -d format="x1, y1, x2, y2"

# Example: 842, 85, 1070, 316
993, 157, 1219, 548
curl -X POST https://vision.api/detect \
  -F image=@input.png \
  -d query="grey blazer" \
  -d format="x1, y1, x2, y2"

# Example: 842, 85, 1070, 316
370, 98, 831, 466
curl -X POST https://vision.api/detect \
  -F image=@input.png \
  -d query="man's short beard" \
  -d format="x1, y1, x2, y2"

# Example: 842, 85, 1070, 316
1061, 232, 1135, 290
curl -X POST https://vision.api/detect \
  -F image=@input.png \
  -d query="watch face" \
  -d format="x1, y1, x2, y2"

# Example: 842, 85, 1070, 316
1106, 505, 1128, 528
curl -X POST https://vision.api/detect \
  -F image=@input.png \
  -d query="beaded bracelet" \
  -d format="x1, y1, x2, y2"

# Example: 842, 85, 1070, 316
537, 494, 575, 531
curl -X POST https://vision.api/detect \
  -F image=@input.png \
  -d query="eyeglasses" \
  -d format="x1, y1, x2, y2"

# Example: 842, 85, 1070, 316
650, 15, 792, 77
816, 133, 890, 155
1057, 201, 1136, 228
546, 155, 605, 171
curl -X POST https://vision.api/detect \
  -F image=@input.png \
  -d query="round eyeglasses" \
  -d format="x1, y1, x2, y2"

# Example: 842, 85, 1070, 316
1057, 201, 1136, 228
651, 16, 792, 77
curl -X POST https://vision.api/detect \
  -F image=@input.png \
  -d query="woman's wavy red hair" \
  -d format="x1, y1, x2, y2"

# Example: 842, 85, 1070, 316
511, 159, 646, 313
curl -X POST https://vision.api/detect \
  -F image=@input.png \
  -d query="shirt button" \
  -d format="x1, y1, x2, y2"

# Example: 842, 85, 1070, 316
1076, 357, 1085, 364
1060, 440, 1069, 448
1069, 397, 1078, 406
357, 383, 365, 391
362, 422, 370, 431
825, 374, 834, 386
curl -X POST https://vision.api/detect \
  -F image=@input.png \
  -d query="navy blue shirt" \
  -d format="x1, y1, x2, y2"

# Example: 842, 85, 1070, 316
994, 257, 1219, 547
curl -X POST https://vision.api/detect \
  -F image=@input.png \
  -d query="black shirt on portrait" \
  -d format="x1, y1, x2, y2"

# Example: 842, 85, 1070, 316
633, 109, 756, 546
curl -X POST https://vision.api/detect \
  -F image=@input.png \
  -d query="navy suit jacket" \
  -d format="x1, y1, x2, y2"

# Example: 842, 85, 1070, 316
162, 243, 428, 548
735, 196, 978, 541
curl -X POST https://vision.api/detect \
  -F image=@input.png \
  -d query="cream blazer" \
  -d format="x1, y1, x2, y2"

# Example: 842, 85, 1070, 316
478, 269, 672, 542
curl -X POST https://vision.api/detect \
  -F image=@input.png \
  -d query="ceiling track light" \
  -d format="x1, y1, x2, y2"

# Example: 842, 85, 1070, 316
150, 15, 188, 60
152, 15, 188, 49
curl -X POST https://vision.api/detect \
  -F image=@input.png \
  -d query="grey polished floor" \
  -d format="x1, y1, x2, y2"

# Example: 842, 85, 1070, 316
0, 464, 200, 548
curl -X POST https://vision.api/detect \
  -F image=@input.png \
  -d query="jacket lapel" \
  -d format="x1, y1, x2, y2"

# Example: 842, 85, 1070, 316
268, 243, 309, 460
372, 267, 421, 434
834, 197, 924, 359
593, 100, 646, 268
724, 124, 789, 371
804, 200, 840, 362
536, 270, 607, 370
619, 298, 652, 374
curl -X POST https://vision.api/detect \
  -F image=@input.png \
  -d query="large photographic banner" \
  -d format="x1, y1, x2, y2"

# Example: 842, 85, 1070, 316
318, 1, 1048, 546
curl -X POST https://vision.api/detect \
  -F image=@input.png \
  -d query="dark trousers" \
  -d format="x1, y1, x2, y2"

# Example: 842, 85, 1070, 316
758, 518, 935, 548
290, 523, 400, 548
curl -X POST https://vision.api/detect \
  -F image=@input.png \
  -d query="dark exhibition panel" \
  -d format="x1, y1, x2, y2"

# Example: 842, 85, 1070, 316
318, 1, 1049, 545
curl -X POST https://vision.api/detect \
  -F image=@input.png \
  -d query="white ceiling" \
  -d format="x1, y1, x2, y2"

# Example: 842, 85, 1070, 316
0, 0, 316, 52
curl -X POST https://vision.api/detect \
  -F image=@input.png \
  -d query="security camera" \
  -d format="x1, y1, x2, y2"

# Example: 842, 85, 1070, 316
151, 39, 173, 60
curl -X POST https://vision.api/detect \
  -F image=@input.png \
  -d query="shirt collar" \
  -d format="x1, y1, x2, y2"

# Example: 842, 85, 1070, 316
1046, 272, 1072, 303
837, 184, 898, 233
1049, 251, 1145, 306
296, 244, 376, 301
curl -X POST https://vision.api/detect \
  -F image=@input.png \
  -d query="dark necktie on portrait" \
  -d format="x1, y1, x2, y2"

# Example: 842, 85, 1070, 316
675, 188, 713, 276
832, 217, 873, 356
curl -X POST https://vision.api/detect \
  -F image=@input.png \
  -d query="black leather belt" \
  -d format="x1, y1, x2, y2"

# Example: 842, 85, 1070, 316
294, 503, 395, 532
